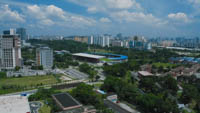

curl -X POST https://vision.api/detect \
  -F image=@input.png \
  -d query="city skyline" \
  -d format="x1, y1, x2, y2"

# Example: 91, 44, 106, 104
0, 0, 200, 37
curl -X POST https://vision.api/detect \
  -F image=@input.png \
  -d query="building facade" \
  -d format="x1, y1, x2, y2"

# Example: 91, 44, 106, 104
36, 47, 53, 69
0, 29, 22, 69
74, 36, 88, 43
93, 35, 110, 47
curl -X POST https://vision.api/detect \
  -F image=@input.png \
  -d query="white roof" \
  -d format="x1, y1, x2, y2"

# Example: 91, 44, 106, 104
0, 95, 30, 113
73, 53, 105, 59
138, 71, 153, 76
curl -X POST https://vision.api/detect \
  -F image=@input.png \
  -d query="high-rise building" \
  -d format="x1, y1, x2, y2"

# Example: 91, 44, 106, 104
88, 36, 94, 45
36, 47, 53, 69
93, 35, 110, 47
16, 28, 27, 40
0, 29, 22, 69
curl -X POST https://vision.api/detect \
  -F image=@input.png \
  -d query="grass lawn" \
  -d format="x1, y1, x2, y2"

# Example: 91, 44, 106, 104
39, 101, 51, 113
100, 58, 112, 62
153, 62, 177, 68
0, 75, 58, 87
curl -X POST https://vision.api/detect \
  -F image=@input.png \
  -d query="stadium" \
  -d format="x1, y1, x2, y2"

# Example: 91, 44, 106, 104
72, 52, 128, 63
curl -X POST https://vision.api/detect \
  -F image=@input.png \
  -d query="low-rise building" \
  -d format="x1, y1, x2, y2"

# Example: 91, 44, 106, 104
138, 71, 154, 77
52, 93, 96, 113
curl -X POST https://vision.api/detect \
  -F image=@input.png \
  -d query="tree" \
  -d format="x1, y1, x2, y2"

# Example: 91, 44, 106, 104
162, 75, 178, 95
79, 63, 91, 74
181, 84, 199, 104
103, 63, 127, 77
95, 75, 100, 81
0, 72, 7, 78
15, 66, 20, 71
71, 83, 102, 106
79, 63, 97, 81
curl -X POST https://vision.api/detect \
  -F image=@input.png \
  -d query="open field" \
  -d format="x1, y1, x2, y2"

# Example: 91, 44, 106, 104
0, 75, 58, 95
0, 75, 58, 87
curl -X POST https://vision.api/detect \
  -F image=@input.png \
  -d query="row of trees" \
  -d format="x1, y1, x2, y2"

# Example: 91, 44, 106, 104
54, 54, 79, 69
28, 39, 88, 53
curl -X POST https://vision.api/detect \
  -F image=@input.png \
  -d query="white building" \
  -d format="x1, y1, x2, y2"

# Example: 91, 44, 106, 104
111, 40, 123, 47
93, 35, 110, 47
88, 36, 94, 45
0, 29, 22, 70
36, 47, 53, 69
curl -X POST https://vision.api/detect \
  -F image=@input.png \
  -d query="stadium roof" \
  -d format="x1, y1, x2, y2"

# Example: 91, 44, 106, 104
73, 53, 105, 59
0, 95, 30, 113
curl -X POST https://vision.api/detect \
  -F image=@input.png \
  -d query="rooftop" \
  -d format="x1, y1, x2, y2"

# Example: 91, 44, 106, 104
0, 95, 30, 113
72, 53, 105, 59
52, 93, 82, 109
138, 71, 153, 76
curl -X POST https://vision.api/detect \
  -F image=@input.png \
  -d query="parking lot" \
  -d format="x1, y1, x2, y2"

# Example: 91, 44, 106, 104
64, 69, 89, 79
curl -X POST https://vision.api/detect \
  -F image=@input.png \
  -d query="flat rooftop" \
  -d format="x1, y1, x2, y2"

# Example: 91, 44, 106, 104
138, 71, 153, 76
53, 93, 81, 108
72, 53, 105, 59
0, 95, 30, 113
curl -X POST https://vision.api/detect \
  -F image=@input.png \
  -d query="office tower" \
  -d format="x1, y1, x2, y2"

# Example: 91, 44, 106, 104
16, 28, 27, 40
0, 29, 22, 69
36, 47, 53, 69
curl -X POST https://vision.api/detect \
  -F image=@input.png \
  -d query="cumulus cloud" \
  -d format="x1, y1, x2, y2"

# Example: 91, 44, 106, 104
68, 0, 143, 13
105, 0, 141, 9
111, 10, 163, 25
87, 7, 98, 13
168, 12, 190, 23
0, 4, 25, 22
100, 17, 111, 23
25, 4, 96, 27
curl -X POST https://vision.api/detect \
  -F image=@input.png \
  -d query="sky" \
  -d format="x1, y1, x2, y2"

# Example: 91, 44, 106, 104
0, 0, 200, 38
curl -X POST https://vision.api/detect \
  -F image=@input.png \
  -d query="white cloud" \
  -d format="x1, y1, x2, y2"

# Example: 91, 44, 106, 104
168, 12, 190, 23
25, 4, 96, 27
68, 0, 142, 13
100, 17, 111, 23
111, 10, 163, 25
87, 7, 98, 13
105, 0, 140, 9
187, 0, 200, 8
0, 4, 25, 22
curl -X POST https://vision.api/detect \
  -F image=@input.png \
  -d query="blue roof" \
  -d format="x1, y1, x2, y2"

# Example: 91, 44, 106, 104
89, 52, 128, 60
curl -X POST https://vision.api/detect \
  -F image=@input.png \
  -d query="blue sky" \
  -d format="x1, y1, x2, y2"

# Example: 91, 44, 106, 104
0, 0, 200, 37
